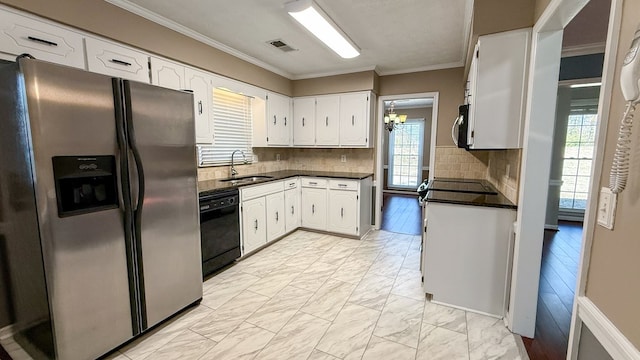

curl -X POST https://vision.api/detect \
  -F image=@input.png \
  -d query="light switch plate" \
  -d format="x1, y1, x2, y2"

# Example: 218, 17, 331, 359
597, 187, 616, 230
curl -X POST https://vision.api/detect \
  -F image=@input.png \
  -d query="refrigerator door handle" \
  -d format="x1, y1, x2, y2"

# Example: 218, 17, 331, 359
113, 78, 143, 335
123, 80, 148, 330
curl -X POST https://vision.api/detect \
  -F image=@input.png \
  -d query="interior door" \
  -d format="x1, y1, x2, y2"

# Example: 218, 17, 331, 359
126, 81, 202, 329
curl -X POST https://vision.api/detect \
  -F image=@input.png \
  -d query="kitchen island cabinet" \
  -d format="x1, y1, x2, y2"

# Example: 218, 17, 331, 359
423, 201, 516, 317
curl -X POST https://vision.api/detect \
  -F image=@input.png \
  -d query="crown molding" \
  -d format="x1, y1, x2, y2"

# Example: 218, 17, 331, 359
104, 0, 293, 79
291, 65, 379, 80
377, 61, 465, 76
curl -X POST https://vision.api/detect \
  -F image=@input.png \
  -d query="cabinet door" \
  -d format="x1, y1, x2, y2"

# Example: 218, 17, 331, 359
0, 9, 85, 69
150, 57, 185, 90
85, 37, 149, 83
315, 96, 340, 146
293, 97, 316, 146
241, 197, 266, 255
185, 68, 213, 144
301, 188, 327, 230
285, 188, 301, 232
267, 92, 291, 146
470, 29, 530, 149
328, 190, 358, 236
339, 93, 369, 146
266, 192, 285, 242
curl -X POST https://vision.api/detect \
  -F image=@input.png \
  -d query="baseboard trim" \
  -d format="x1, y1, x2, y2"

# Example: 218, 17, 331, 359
0, 324, 13, 340
577, 296, 640, 360
544, 224, 559, 231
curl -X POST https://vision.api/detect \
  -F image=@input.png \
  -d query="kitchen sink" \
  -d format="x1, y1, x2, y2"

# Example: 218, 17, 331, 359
220, 175, 274, 184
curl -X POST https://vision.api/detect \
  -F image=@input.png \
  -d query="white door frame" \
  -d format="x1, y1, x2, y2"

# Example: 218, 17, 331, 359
374, 92, 438, 229
567, 0, 622, 358
508, 0, 590, 337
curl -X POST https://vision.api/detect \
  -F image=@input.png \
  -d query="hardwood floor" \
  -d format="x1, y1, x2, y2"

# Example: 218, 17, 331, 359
380, 193, 422, 235
523, 221, 583, 360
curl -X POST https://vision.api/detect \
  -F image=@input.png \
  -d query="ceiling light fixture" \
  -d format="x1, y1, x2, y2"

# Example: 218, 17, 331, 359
285, 0, 360, 59
384, 102, 407, 132
570, 82, 602, 88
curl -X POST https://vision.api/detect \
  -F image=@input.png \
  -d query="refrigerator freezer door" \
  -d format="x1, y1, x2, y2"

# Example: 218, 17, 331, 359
126, 81, 202, 328
20, 61, 133, 359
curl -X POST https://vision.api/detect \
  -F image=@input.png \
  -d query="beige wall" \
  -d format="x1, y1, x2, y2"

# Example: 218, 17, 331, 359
534, 0, 552, 22
293, 71, 377, 96
0, 0, 291, 95
378, 68, 465, 147
584, 0, 640, 348
465, 0, 536, 80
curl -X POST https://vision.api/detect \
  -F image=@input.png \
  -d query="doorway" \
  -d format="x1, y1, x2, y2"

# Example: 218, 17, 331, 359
375, 93, 438, 234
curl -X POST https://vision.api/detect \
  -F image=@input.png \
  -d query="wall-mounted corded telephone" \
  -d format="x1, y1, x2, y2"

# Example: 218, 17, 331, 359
609, 23, 640, 194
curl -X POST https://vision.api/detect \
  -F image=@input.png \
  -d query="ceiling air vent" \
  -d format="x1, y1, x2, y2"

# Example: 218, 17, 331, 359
267, 39, 297, 52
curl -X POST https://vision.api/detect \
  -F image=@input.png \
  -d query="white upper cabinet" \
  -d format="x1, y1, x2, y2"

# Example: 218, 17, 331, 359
85, 37, 149, 83
150, 57, 185, 90
292, 97, 316, 146
0, 9, 85, 68
315, 95, 340, 146
184, 67, 213, 144
339, 92, 373, 147
467, 28, 531, 149
266, 92, 292, 146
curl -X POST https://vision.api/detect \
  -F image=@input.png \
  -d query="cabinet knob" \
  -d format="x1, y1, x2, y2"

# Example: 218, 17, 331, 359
198, 101, 203, 115
273, 115, 277, 125
302, 117, 305, 127
326, 117, 328, 126
276, 211, 279, 222
254, 219, 258, 230
312, 204, 315, 214
352, 115, 354, 125
341, 207, 344, 218
291, 205, 294, 215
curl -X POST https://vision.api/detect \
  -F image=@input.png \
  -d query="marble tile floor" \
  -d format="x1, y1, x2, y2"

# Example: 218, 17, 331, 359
3, 230, 525, 360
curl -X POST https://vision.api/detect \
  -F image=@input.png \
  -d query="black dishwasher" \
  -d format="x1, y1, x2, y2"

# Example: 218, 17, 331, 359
199, 189, 240, 278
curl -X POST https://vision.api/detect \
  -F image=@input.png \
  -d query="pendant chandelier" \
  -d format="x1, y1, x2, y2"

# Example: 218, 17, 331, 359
384, 101, 407, 132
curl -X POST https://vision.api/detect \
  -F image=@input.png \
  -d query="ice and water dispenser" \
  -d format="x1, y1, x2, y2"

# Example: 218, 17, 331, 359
52, 156, 119, 217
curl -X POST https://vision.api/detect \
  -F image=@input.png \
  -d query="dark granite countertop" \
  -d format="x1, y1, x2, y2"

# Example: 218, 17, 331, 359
198, 170, 374, 196
425, 178, 517, 210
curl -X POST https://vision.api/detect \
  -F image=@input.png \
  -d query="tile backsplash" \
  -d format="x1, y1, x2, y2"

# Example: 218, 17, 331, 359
434, 146, 489, 179
434, 146, 521, 204
197, 147, 375, 181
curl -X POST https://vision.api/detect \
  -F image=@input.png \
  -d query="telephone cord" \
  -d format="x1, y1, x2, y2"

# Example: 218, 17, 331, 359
609, 101, 638, 193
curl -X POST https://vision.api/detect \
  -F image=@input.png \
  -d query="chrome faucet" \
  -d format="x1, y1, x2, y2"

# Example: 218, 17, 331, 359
231, 150, 247, 177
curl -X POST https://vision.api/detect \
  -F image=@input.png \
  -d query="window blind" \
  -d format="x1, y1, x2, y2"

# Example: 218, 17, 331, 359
198, 88, 254, 167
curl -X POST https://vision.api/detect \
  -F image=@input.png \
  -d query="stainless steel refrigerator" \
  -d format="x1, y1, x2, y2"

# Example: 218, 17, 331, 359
0, 58, 202, 359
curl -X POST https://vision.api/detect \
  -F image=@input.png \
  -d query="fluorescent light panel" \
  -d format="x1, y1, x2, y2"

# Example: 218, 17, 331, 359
286, 0, 360, 59
570, 82, 602, 88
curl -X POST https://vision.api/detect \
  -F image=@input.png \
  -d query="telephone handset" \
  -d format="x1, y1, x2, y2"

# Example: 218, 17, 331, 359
609, 24, 640, 194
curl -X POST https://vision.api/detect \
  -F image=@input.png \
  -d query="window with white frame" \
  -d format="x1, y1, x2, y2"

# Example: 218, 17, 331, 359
197, 88, 254, 167
388, 119, 425, 189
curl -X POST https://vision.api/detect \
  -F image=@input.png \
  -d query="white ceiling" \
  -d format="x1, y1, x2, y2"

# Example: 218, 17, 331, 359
107, 0, 473, 80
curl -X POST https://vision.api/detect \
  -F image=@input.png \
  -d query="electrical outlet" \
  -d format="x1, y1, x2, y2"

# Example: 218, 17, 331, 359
597, 187, 617, 230
341, 155, 347, 163
276, 153, 280, 161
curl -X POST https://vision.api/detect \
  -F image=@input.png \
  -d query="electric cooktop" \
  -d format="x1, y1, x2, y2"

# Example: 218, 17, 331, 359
427, 179, 498, 195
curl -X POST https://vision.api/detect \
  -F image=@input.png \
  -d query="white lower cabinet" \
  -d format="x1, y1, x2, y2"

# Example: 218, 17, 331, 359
284, 179, 301, 232
240, 181, 284, 256
265, 192, 285, 242
423, 202, 516, 316
241, 176, 371, 255
328, 189, 358, 236
241, 197, 266, 255
300, 178, 328, 230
